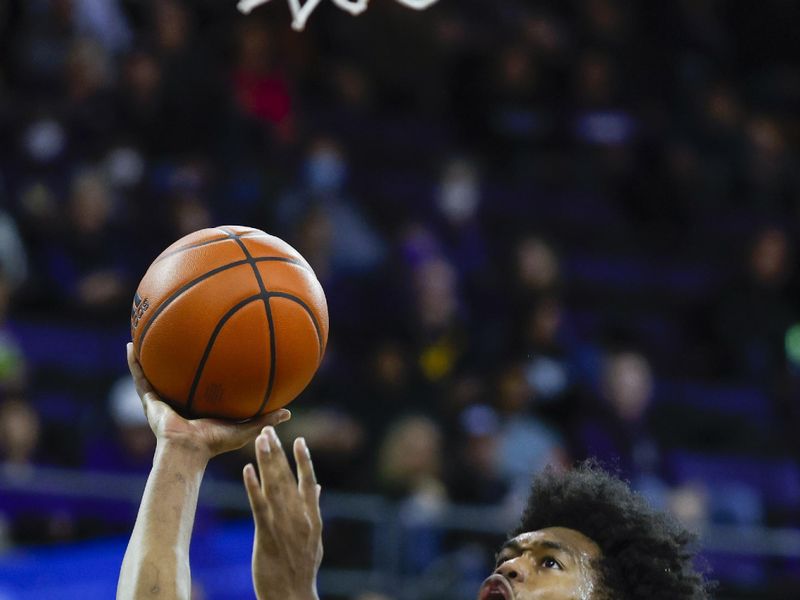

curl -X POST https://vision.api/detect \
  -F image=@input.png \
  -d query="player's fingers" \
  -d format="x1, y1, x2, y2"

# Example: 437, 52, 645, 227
243, 463, 269, 526
126, 342, 156, 401
254, 433, 272, 495
259, 427, 296, 504
253, 409, 292, 430
220, 409, 292, 449
294, 438, 319, 499
293, 437, 317, 491
294, 437, 322, 534
126, 345, 166, 425
254, 432, 290, 508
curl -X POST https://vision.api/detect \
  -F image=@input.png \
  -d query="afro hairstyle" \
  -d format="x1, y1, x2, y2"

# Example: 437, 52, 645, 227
513, 461, 710, 600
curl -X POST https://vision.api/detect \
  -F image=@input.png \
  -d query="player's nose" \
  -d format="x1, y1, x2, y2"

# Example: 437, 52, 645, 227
495, 557, 527, 583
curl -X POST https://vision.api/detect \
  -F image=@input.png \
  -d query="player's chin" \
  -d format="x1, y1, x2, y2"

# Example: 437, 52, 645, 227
478, 574, 514, 600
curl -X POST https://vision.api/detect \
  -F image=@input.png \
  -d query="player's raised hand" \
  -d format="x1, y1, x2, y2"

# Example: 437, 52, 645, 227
126, 342, 291, 459
244, 427, 323, 600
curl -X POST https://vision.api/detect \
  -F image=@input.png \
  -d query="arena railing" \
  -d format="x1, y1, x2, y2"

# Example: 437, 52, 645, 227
1, 466, 799, 599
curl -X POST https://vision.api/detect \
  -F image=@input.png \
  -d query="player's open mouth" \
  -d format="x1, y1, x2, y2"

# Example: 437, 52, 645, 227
479, 574, 513, 600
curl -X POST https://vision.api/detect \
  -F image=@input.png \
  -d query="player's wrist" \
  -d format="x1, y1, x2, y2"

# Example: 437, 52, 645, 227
289, 591, 319, 600
256, 588, 318, 600
155, 437, 213, 466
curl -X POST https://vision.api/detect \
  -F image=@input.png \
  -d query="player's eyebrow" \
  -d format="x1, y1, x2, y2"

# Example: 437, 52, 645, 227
497, 539, 576, 561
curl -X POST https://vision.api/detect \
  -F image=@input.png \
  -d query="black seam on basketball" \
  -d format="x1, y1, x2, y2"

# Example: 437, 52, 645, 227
268, 292, 325, 357
219, 227, 277, 420
138, 258, 249, 348
237, 233, 315, 275
256, 256, 310, 269
137, 257, 309, 350
186, 294, 262, 413
153, 235, 234, 264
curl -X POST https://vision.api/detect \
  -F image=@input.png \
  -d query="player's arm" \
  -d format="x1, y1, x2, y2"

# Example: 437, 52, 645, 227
244, 427, 323, 600
117, 343, 290, 600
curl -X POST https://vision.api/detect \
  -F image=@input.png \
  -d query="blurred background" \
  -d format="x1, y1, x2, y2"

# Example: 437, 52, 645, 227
1, 0, 799, 598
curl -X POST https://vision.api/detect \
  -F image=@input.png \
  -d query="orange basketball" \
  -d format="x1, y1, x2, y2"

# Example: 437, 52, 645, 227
130, 226, 328, 421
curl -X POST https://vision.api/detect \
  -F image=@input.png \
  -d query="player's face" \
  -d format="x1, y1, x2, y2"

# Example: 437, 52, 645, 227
478, 527, 602, 600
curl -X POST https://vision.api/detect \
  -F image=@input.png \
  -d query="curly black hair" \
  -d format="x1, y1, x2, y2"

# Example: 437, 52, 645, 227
514, 461, 710, 600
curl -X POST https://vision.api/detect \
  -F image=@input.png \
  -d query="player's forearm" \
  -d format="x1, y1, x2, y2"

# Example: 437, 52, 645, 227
254, 575, 320, 600
117, 440, 210, 600
258, 590, 320, 600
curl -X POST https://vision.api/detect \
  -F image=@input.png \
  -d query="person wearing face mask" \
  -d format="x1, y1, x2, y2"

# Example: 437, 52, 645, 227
275, 137, 386, 280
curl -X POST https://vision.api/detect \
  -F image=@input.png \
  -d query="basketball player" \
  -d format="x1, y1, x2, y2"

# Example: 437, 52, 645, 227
244, 428, 711, 600
118, 343, 710, 599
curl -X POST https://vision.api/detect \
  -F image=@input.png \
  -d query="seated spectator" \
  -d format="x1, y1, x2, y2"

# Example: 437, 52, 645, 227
44, 170, 131, 318
518, 295, 581, 422
82, 375, 154, 474
378, 415, 447, 573
353, 339, 432, 438
433, 158, 488, 282
276, 136, 386, 280
0, 199, 29, 292
491, 363, 567, 502
0, 268, 26, 393
711, 226, 795, 382
274, 407, 366, 491
0, 395, 41, 475
0, 394, 85, 545
575, 349, 671, 505
446, 404, 509, 505
413, 257, 468, 382
231, 21, 293, 135
149, 0, 227, 157
513, 236, 562, 298
117, 49, 164, 155
378, 415, 446, 501
63, 37, 116, 160
737, 116, 799, 217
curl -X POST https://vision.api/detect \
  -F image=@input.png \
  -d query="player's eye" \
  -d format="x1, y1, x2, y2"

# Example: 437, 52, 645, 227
542, 556, 562, 570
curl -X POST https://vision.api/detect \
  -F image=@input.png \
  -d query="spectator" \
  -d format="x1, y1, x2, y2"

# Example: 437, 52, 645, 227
148, 0, 227, 157
0, 396, 40, 473
83, 375, 154, 474
491, 363, 567, 500
575, 349, 671, 504
45, 170, 130, 317
231, 21, 293, 135
518, 295, 581, 422
0, 268, 26, 393
446, 404, 509, 505
277, 407, 366, 491
62, 37, 116, 160
378, 415, 447, 573
116, 49, 164, 155
0, 190, 29, 291
411, 256, 468, 382
277, 137, 386, 279
378, 415, 445, 498
72, 0, 132, 54
712, 226, 795, 382
434, 158, 489, 282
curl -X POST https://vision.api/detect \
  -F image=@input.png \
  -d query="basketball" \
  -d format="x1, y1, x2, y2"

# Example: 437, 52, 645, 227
130, 226, 328, 421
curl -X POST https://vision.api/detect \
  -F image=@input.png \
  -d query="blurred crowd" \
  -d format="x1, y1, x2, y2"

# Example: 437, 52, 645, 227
1, 0, 800, 593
